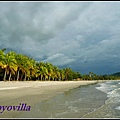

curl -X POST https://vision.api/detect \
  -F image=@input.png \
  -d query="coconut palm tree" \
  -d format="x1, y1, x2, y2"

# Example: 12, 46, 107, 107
42, 64, 48, 81
52, 66, 59, 81
15, 54, 26, 81
35, 62, 41, 80
3, 51, 18, 81
64, 68, 72, 80
45, 62, 53, 81
36, 62, 48, 81
0, 50, 6, 79
21, 55, 32, 81
59, 69, 65, 81
28, 57, 37, 80
0, 50, 5, 69
89, 71, 93, 80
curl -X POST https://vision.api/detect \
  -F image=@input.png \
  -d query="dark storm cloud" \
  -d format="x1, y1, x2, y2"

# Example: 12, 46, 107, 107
0, 1, 120, 74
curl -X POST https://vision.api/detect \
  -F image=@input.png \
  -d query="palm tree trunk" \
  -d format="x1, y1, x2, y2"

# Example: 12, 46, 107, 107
45, 75, 46, 81
9, 72, 11, 81
49, 76, 50, 81
66, 74, 68, 80
20, 74, 23, 81
24, 73, 26, 81
41, 75, 43, 81
21, 74, 23, 81
3, 69, 7, 81
17, 70, 19, 81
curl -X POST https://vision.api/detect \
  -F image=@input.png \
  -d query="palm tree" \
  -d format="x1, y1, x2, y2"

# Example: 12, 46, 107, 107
28, 57, 37, 80
42, 64, 48, 81
35, 62, 41, 80
64, 68, 71, 80
0, 50, 6, 80
57, 69, 61, 81
89, 72, 93, 80
21, 55, 32, 81
36, 62, 48, 81
3, 51, 18, 81
59, 69, 65, 81
39, 62, 44, 80
45, 62, 53, 81
0, 50, 5, 69
15, 54, 26, 81
52, 66, 59, 81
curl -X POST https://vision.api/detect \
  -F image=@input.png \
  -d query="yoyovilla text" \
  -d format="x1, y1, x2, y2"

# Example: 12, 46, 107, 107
0, 103, 31, 113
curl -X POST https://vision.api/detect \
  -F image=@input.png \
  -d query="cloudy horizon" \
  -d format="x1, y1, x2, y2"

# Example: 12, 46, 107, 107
0, 1, 120, 75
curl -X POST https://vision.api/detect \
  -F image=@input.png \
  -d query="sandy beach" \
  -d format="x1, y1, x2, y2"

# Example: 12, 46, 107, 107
0, 80, 106, 118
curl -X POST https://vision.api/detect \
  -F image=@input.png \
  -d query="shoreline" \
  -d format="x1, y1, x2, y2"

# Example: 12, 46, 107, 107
0, 80, 108, 118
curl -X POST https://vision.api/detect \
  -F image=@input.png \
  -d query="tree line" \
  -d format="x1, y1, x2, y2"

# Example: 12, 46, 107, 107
0, 48, 118, 81
0, 49, 81, 81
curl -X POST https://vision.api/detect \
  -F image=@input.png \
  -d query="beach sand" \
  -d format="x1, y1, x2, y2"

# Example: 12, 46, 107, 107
0, 80, 106, 118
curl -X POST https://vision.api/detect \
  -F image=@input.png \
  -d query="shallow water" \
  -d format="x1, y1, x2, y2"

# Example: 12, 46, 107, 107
83, 80, 120, 118
17, 82, 109, 118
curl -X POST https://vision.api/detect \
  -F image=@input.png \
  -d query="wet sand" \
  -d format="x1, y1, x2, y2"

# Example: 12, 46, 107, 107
0, 80, 106, 118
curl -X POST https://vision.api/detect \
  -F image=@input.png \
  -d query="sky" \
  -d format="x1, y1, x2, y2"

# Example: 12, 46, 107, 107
0, 1, 120, 75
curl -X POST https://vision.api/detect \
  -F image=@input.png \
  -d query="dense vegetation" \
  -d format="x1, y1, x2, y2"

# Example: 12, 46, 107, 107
0, 48, 119, 81
110, 72, 120, 77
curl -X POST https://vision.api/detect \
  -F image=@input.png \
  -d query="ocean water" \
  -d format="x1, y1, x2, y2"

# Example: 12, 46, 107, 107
83, 80, 120, 118
17, 80, 120, 118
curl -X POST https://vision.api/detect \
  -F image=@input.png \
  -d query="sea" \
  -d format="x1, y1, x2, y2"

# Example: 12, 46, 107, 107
18, 80, 120, 118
